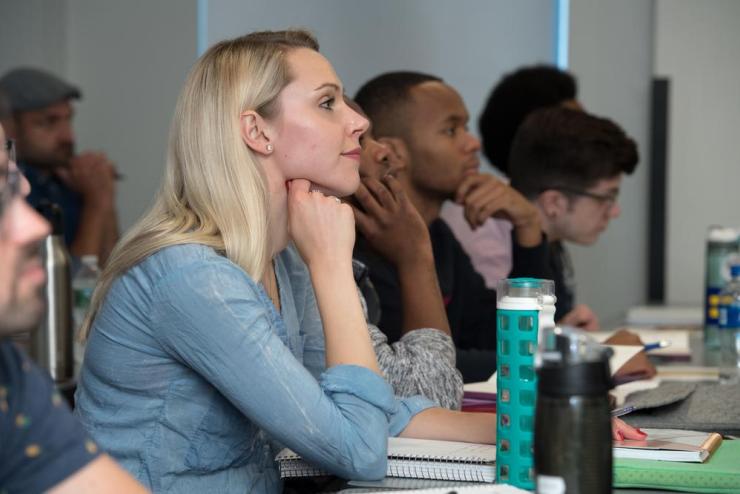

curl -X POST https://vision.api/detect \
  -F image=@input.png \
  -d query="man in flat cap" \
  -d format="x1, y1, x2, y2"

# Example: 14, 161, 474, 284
0, 68, 118, 266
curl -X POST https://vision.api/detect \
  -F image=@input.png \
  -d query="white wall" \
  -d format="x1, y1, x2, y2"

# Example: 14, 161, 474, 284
2, 0, 669, 327
207, 0, 658, 325
0, 0, 197, 231
206, 0, 556, 172
655, 0, 740, 305
3, 0, 557, 229
0, 0, 68, 76
66, 0, 198, 230
567, 0, 653, 326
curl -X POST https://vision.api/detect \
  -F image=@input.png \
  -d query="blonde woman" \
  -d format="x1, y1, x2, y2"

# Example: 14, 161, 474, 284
74, 31, 496, 493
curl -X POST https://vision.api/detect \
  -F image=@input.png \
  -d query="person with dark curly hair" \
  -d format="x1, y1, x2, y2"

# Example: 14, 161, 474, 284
441, 65, 580, 293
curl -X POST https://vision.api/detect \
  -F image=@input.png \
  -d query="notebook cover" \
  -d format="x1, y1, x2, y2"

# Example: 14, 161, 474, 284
614, 440, 740, 493
613, 428, 722, 462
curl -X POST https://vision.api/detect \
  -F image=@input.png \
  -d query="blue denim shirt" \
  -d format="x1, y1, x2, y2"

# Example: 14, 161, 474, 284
74, 244, 433, 493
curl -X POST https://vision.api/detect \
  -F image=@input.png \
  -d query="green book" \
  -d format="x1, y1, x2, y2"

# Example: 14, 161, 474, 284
614, 439, 740, 493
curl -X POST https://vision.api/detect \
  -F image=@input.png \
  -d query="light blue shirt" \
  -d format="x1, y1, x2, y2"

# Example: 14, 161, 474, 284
74, 244, 433, 493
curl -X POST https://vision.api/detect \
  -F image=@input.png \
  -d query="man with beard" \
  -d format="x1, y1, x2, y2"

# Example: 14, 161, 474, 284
0, 90, 146, 492
0, 68, 118, 265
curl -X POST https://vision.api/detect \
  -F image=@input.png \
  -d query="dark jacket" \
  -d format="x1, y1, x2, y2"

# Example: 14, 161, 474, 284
353, 218, 551, 382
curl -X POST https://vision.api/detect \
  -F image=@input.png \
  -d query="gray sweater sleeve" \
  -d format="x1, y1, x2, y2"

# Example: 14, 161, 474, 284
368, 324, 463, 410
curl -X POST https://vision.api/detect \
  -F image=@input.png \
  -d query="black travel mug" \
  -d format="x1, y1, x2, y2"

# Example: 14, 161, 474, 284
534, 327, 614, 494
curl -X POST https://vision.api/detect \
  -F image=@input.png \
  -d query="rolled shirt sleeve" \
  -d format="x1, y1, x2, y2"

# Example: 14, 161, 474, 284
370, 325, 463, 410
150, 259, 432, 480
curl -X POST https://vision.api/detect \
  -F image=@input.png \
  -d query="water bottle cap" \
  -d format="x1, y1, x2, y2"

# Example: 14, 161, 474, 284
707, 226, 738, 243
509, 278, 542, 288
537, 326, 614, 396
497, 278, 555, 302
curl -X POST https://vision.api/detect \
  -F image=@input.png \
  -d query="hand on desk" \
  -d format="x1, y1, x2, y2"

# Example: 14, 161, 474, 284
612, 417, 646, 441
558, 303, 600, 331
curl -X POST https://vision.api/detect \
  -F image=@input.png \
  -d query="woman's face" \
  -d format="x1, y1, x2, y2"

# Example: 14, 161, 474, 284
268, 48, 368, 197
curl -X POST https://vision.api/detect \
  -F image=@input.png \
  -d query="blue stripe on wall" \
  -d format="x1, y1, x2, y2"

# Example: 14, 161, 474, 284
197, 0, 208, 56
555, 0, 569, 68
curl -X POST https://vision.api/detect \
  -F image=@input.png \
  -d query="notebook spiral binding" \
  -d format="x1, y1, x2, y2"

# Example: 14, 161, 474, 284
276, 438, 497, 482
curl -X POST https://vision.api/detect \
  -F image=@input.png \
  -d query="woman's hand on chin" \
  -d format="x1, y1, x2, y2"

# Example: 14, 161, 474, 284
288, 179, 355, 270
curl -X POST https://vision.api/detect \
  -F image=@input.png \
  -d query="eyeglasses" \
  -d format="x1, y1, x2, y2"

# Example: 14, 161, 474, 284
1, 139, 21, 218
550, 186, 619, 208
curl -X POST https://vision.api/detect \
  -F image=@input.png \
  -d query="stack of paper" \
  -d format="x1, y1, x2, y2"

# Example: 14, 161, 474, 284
625, 305, 703, 327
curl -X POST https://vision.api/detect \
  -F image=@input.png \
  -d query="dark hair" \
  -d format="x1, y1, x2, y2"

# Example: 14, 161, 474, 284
354, 71, 442, 138
0, 91, 9, 119
509, 107, 638, 198
479, 65, 577, 174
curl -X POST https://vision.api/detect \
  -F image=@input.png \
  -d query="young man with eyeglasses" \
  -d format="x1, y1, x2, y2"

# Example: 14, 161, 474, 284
509, 106, 639, 325
0, 98, 146, 492
0, 68, 119, 266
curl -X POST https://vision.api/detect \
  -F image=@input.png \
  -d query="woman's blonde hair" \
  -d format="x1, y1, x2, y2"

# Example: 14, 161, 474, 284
80, 30, 319, 341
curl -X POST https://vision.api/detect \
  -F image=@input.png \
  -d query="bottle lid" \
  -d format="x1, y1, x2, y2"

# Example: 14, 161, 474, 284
537, 326, 614, 396
707, 226, 738, 243
497, 277, 555, 302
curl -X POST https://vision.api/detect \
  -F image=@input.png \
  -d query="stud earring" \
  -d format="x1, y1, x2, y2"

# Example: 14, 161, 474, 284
266, 144, 273, 152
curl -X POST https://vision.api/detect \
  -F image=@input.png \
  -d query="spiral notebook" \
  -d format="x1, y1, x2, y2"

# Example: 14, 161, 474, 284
275, 437, 496, 482
346, 485, 528, 494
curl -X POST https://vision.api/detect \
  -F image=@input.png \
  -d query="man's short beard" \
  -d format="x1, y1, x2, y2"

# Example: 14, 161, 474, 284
0, 299, 45, 336
0, 274, 46, 337
18, 144, 74, 171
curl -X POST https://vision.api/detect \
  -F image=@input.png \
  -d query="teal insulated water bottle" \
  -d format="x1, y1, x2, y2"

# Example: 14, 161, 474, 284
496, 278, 555, 490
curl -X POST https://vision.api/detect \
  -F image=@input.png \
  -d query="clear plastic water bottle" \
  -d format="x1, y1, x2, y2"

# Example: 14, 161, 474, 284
704, 226, 739, 349
718, 264, 740, 384
72, 255, 100, 375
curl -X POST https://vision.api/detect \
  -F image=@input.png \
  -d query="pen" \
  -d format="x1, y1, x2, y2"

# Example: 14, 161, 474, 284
611, 405, 635, 417
643, 340, 670, 352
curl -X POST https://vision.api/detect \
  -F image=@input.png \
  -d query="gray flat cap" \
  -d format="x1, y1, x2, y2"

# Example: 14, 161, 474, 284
0, 67, 81, 112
